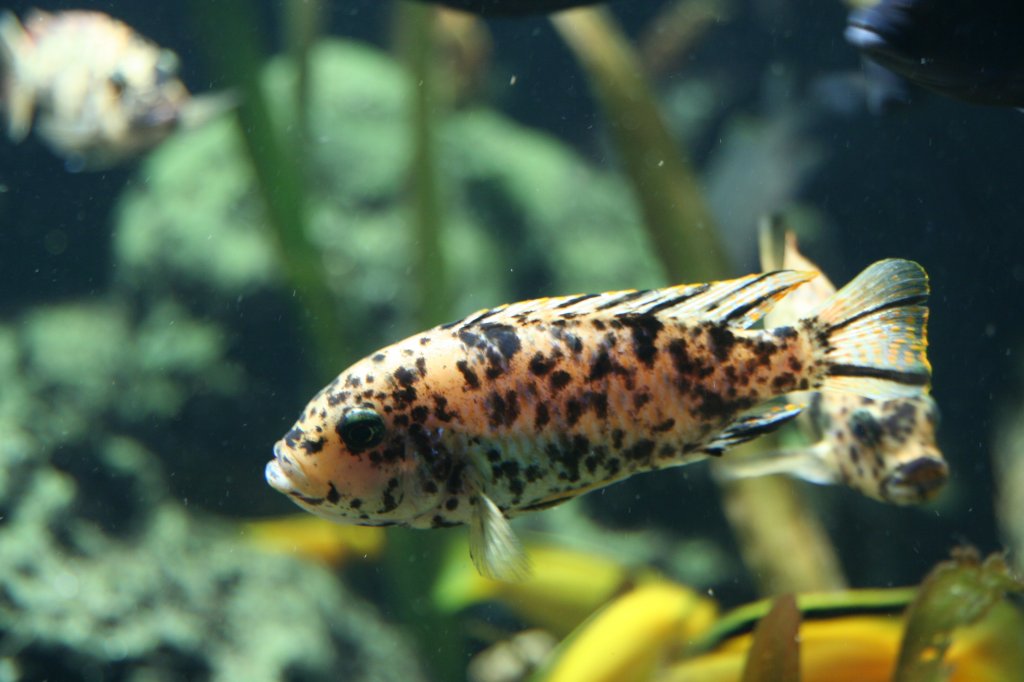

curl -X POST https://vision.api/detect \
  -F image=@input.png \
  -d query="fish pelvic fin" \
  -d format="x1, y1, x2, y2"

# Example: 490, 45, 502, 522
0, 11, 34, 143
712, 442, 838, 486
469, 492, 530, 582
703, 403, 804, 456
810, 259, 931, 399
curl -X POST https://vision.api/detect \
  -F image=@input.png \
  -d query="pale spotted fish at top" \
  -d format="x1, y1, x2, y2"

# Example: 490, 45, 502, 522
713, 225, 948, 505
266, 259, 931, 580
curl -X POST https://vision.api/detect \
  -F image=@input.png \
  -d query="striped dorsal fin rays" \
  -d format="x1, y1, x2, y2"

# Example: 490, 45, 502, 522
440, 270, 819, 333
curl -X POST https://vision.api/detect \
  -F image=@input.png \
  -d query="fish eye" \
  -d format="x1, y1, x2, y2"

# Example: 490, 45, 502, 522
155, 49, 180, 83
339, 409, 386, 451
109, 71, 128, 95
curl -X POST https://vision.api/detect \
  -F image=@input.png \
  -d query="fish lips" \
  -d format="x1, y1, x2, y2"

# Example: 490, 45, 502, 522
265, 441, 310, 494
880, 455, 949, 505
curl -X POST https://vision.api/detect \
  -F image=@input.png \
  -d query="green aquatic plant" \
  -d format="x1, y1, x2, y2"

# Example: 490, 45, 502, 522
188, 0, 348, 378
551, 6, 729, 283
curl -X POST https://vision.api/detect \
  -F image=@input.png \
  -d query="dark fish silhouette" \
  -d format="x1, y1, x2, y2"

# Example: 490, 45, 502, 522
845, 0, 1024, 107
406, 0, 611, 16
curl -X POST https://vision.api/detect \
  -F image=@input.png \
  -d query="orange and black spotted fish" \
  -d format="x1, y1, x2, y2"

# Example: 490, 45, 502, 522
266, 260, 931, 580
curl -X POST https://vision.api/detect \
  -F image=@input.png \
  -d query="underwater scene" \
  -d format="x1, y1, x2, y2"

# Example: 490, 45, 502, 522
2, 0, 1024, 680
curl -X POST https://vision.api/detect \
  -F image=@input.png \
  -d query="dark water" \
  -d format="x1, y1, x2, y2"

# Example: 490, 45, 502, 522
1, 1, 1021, 680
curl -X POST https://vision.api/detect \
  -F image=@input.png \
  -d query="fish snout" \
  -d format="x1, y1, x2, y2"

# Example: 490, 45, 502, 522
881, 455, 949, 505
265, 441, 311, 494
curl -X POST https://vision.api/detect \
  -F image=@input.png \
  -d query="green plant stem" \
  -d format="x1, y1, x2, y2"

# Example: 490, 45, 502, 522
189, 0, 348, 378
382, 6, 460, 682
551, 7, 730, 283
400, 3, 448, 330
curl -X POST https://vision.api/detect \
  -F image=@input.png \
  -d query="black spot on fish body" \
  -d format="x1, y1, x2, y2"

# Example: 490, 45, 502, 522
612, 429, 625, 450
851, 410, 884, 448
392, 384, 417, 407
326, 482, 341, 504
524, 464, 543, 482
585, 391, 608, 420
327, 391, 352, 405
486, 390, 520, 428
550, 371, 571, 392
456, 360, 481, 389
345, 375, 362, 388
653, 418, 675, 432
284, 428, 304, 448
619, 315, 663, 368
535, 402, 551, 428
416, 357, 427, 376
411, 405, 430, 423
566, 399, 582, 426
624, 439, 656, 462
446, 462, 466, 494
445, 497, 459, 511
433, 395, 455, 422
481, 323, 522, 361
708, 325, 736, 363
419, 335, 432, 345
530, 352, 555, 376
588, 349, 613, 382
350, 498, 362, 509
300, 437, 325, 454
373, 353, 386, 363
459, 330, 485, 349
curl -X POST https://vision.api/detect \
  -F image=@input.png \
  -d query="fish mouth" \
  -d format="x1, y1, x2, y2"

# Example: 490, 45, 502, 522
881, 456, 949, 504
264, 441, 309, 494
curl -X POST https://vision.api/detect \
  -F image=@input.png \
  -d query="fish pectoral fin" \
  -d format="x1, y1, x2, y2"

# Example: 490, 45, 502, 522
713, 442, 839, 486
469, 492, 530, 583
703, 403, 804, 456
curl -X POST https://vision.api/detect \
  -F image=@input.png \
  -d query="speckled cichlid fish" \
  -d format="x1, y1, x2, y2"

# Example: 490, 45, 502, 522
267, 260, 931, 580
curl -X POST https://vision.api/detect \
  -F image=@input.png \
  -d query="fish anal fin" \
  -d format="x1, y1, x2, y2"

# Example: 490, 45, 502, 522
469, 492, 530, 582
703, 403, 804, 456
713, 442, 838, 486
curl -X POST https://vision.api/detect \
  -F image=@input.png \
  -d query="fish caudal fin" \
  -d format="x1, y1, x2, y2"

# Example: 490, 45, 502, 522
811, 259, 930, 399
469, 492, 530, 582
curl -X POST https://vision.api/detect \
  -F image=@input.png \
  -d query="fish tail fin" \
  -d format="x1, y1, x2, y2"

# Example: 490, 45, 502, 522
810, 259, 931, 399
0, 11, 34, 142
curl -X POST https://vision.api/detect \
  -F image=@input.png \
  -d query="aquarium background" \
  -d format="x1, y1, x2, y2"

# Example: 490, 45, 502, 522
1, 1, 1023, 680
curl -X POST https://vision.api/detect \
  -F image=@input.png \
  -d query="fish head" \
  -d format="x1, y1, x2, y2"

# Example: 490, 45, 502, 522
266, 353, 450, 526
874, 396, 948, 504
841, 395, 949, 505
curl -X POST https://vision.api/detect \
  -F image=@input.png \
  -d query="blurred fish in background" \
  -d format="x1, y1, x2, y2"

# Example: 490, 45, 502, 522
0, 9, 231, 171
844, 0, 1024, 107
405, 0, 619, 17
714, 223, 949, 506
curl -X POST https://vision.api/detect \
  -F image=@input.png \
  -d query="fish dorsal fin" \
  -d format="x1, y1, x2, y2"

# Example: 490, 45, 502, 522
680, 269, 818, 328
440, 270, 816, 333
